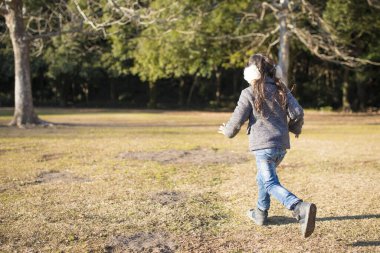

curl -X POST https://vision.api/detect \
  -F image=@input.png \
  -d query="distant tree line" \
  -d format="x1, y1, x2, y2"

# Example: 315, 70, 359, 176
0, 0, 379, 125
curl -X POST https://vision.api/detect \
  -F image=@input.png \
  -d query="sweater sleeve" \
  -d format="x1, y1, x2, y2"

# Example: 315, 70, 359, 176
286, 90, 304, 135
223, 89, 252, 138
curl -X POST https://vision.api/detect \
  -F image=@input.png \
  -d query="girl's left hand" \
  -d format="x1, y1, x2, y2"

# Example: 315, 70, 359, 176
218, 123, 226, 135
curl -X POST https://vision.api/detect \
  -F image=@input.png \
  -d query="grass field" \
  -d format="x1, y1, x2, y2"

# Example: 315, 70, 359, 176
0, 108, 379, 252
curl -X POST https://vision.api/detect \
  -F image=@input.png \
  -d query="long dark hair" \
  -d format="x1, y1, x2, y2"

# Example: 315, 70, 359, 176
247, 53, 288, 115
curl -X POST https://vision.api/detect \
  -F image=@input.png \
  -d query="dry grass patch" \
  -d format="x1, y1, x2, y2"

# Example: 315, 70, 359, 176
118, 147, 249, 165
0, 109, 379, 252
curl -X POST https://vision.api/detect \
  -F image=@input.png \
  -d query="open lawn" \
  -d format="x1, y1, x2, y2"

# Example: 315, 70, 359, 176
0, 108, 379, 252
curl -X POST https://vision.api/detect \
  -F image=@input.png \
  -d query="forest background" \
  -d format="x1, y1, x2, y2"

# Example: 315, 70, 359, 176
1, 0, 380, 116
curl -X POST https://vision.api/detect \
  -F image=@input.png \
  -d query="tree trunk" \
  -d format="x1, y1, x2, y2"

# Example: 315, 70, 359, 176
148, 81, 157, 108
342, 68, 351, 112
178, 78, 185, 107
187, 76, 199, 106
233, 70, 239, 99
278, 0, 289, 86
4, 0, 42, 126
355, 72, 366, 111
110, 81, 116, 102
215, 71, 222, 106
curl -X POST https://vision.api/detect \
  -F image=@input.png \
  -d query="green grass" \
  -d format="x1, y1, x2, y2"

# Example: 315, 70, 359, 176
0, 109, 379, 252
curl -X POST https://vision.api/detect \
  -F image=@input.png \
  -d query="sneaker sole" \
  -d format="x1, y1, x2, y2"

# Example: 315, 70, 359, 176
304, 203, 317, 238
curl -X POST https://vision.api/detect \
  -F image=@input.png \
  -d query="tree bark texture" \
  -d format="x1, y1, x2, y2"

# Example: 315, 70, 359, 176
342, 68, 351, 112
3, 0, 41, 126
278, 0, 289, 86
187, 76, 199, 106
148, 81, 157, 108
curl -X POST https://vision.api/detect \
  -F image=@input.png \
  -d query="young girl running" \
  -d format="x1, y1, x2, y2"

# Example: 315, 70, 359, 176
218, 53, 317, 238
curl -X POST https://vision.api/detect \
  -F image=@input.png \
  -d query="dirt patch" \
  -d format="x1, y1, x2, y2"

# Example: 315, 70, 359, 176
118, 148, 249, 165
34, 170, 91, 184
279, 162, 304, 169
1, 171, 91, 191
104, 232, 177, 253
0, 186, 7, 193
37, 153, 65, 162
0, 148, 11, 156
150, 191, 185, 206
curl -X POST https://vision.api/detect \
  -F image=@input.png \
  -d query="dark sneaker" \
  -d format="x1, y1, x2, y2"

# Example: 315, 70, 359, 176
292, 202, 317, 238
247, 208, 268, 226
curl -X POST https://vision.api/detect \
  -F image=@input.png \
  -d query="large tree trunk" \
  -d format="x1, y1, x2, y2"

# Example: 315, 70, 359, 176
186, 76, 199, 106
3, 0, 42, 126
147, 81, 157, 108
278, 0, 289, 86
355, 72, 366, 111
342, 68, 351, 112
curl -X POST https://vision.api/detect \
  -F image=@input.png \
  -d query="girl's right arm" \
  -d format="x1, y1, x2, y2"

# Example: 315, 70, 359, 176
220, 89, 252, 138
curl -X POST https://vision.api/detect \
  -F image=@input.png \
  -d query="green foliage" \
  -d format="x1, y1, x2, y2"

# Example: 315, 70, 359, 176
127, 0, 266, 82
42, 31, 108, 104
1, 0, 380, 109
323, 0, 380, 60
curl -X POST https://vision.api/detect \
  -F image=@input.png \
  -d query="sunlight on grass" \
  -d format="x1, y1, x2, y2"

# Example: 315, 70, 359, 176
0, 109, 379, 252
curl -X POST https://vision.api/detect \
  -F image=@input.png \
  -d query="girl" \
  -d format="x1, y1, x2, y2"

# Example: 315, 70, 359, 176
218, 53, 316, 238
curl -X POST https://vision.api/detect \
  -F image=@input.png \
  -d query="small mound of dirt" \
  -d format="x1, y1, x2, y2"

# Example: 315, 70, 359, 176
151, 191, 185, 206
118, 148, 248, 165
34, 170, 90, 184
0, 148, 11, 156
38, 153, 65, 162
105, 232, 177, 253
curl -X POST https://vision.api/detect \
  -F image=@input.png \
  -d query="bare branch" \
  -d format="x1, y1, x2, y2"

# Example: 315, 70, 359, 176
73, 0, 106, 32
288, 24, 380, 67
0, 0, 7, 15
266, 38, 280, 55
258, 26, 280, 47
28, 26, 84, 40
0, 5, 8, 16
209, 32, 267, 41
275, 0, 380, 67
367, 0, 380, 9
261, 2, 279, 20
300, 0, 338, 41
73, 0, 170, 35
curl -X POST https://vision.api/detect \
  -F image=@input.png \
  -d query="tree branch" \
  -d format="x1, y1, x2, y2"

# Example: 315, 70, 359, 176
260, 2, 279, 20
288, 24, 380, 67
0, 0, 7, 15
367, 0, 380, 9
0, 7, 8, 16
28, 26, 87, 40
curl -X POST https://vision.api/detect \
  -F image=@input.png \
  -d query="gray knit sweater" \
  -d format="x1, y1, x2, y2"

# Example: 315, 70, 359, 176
224, 77, 304, 151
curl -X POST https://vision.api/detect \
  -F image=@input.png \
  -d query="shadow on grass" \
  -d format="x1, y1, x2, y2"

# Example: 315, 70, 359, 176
268, 214, 380, 226
317, 214, 380, 222
53, 122, 217, 128
350, 241, 380, 247
0, 122, 217, 128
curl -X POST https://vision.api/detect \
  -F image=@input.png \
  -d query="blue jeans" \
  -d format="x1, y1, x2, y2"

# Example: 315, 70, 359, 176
253, 148, 301, 211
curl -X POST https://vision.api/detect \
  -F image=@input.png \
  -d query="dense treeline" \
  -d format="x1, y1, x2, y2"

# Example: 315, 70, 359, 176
0, 0, 379, 112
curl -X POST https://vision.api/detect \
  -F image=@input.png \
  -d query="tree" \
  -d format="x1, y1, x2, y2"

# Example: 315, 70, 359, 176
1, 0, 41, 126
127, 0, 263, 107
323, 0, 380, 110
0, 0, 84, 127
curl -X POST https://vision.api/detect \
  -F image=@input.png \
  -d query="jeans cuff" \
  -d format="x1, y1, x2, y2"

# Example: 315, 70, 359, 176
257, 204, 269, 212
289, 199, 302, 211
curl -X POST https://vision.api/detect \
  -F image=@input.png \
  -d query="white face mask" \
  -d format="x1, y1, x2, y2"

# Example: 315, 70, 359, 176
244, 64, 284, 84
